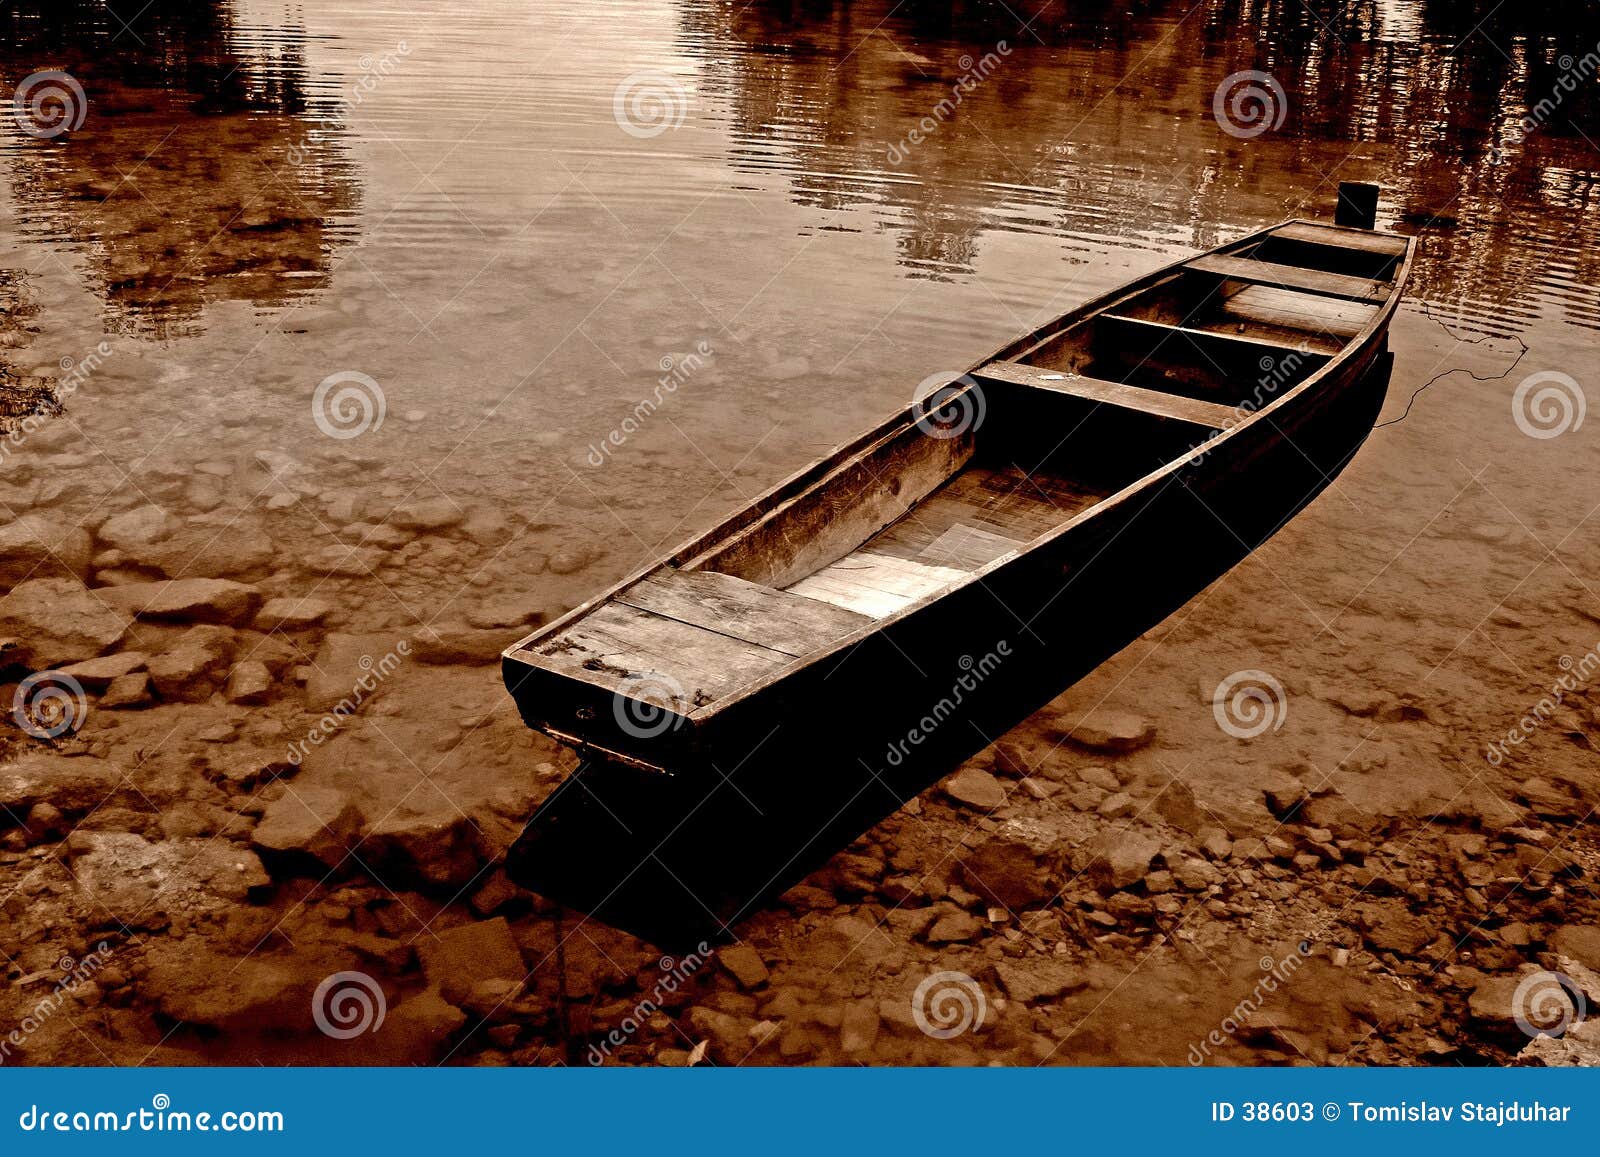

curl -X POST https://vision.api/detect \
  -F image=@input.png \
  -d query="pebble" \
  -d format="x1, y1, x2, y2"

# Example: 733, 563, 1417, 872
942, 766, 1007, 810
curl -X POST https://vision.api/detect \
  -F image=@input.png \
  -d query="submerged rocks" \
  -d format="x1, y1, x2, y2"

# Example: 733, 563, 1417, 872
717, 945, 771, 991
1086, 831, 1162, 891
1057, 709, 1155, 754
253, 785, 366, 871
304, 632, 408, 713
254, 596, 335, 632
96, 578, 262, 626
57, 651, 147, 690
146, 625, 236, 702
0, 514, 92, 588
959, 817, 1065, 908
0, 578, 130, 668
0, 753, 125, 815
68, 832, 270, 928
418, 917, 526, 1007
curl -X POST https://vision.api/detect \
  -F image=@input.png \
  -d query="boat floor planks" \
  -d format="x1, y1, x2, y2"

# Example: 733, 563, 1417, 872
503, 204, 1416, 946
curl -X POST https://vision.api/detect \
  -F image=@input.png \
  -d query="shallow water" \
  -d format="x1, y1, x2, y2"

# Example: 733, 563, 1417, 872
3, 0, 1597, 642
3, 0, 1600, 1069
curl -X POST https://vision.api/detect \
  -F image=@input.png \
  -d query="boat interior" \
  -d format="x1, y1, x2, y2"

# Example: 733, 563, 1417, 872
513, 222, 1409, 721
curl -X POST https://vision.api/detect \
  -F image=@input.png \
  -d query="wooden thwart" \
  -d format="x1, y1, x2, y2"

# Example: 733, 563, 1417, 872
617, 569, 870, 658
974, 359, 1239, 429
1272, 221, 1409, 256
1186, 253, 1390, 302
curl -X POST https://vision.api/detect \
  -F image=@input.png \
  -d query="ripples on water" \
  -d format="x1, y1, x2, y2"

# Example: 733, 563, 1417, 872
0, 0, 1596, 608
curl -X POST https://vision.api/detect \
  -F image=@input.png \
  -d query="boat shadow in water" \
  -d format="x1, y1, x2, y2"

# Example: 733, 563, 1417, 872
507, 345, 1396, 949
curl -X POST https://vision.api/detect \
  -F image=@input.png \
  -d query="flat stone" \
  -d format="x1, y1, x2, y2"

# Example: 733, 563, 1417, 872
69, 832, 269, 928
96, 578, 262, 626
0, 514, 92, 589
225, 659, 273, 705
465, 599, 545, 631
683, 1007, 755, 1065
1087, 831, 1162, 891
1059, 709, 1155, 754
926, 909, 984, 943
1551, 926, 1600, 972
391, 498, 464, 532
839, 999, 880, 1053
146, 625, 236, 702
943, 766, 1007, 810
96, 504, 181, 554
100, 672, 153, 708
411, 622, 509, 666
253, 784, 366, 871
717, 945, 771, 990
254, 596, 336, 632
141, 943, 313, 1032
57, 651, 147, 690
994, 960, 1088, 1004
304, 632, 410, 713
1468, 974, 1576, 1040
418, 917, 526, 1007
0, 578, 131, 668
0, 753, 124, 814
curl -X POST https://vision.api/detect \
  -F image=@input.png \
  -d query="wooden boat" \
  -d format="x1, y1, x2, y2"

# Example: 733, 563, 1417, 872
503, 198, 1414, 947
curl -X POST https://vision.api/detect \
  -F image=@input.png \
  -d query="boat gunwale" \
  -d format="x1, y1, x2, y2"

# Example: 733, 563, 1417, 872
503, 218, 1415, 732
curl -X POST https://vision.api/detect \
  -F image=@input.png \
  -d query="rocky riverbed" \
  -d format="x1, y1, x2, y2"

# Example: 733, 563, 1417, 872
3, 311, 1599, 1067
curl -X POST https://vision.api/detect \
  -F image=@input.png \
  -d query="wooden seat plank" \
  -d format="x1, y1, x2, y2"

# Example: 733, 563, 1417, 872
1186, 253, 1390, 303
527, 602, 791, 706
1271, 222, 1409, 256
1219, 285, 1376, 340
788, 552, 967, 619
618, 568, 871, 657
976, 359, 1239, 430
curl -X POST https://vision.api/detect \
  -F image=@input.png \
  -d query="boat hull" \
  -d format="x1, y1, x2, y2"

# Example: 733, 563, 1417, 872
507, 343, 1396, 947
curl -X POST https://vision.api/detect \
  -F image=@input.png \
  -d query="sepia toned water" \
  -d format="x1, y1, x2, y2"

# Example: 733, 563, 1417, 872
3, 0, 1600, 1068
3, 0, 1597, 635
